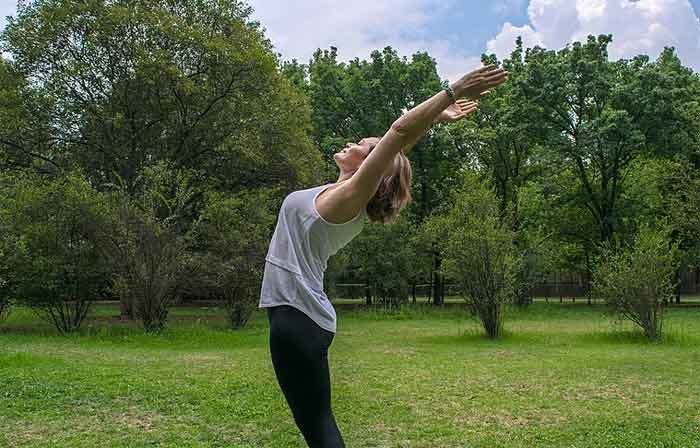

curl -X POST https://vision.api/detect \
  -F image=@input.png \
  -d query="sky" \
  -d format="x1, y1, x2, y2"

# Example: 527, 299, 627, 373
1, 0, 699, 81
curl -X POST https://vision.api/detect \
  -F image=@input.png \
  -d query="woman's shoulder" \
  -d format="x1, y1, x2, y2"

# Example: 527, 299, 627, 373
314, 182, 367, 225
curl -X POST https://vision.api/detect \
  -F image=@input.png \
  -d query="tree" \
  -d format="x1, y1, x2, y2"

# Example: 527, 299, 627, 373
1, 0, 321, 193
663, 161, 700, 264
657, 159, 700, 301
521, 36, 699, 247
343, 213, 419, 307
521, 35, 644, 244
0, 234, 13, 324
459, 38, 548, 306
0, 57, 55, 173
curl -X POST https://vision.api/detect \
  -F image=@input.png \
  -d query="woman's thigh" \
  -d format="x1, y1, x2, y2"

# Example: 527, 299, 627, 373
267, 306, 334, 413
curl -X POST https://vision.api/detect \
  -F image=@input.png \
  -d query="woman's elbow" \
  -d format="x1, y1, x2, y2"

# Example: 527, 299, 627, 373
390, 119, 410, 138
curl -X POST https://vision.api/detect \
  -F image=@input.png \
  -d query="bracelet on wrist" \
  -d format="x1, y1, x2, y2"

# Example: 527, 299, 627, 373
442, 80, 457, 103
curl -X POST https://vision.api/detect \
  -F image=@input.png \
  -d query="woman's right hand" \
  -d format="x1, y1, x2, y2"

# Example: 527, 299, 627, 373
452, 64, 509, 100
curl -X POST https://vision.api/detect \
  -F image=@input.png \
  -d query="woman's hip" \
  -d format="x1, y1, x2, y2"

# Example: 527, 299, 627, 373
267, 305, 334, 350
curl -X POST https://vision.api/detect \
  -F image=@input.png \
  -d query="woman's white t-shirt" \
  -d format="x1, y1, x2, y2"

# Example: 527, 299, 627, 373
258, 183, 367, 333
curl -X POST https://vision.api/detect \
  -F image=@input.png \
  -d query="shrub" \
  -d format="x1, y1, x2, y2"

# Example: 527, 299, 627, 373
432, 172, 519, 339
98, 163, 194, 333
592, 225, 679, 341
189, 188, 275, 328
344, 214, 418, 308
0, 236, 15, 324
0, 171, 111, 333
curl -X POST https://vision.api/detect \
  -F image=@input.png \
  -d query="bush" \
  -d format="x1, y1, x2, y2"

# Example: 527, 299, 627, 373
592, 225, 679, 341
344, 213, 419, 307
432, 172, 519, 339
99, 163, 194, 333
0, 236, 15, 324
108, 204, 187, 333
0, 296, 10, 324
189, 188, 275, 328
0, 170, 111, 333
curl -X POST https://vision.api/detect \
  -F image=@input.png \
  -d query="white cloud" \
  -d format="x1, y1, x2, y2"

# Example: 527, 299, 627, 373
247, 0, 479, 82
486, 0, 700, 70
486, 22, 542, 58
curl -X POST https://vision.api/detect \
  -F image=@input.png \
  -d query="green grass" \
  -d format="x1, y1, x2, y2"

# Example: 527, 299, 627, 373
1, 302, 700, 447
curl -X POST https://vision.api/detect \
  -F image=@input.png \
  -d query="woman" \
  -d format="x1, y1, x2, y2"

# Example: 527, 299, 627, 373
259, 64, 508, 447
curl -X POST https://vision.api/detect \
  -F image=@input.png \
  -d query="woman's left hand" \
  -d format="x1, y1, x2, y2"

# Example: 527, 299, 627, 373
435, 99, 479, 124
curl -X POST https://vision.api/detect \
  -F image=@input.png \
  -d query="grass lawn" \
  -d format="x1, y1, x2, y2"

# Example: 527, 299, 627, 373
1, 302, 699, 447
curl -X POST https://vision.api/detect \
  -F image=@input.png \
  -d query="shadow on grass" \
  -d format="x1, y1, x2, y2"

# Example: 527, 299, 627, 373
416, 325, 544, 348
416, 320, 699, 349
571, 325, 699, 347
0, 308, 270, 353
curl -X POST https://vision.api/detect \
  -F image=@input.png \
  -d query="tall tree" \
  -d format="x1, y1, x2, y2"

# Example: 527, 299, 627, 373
455, 38, 547, 305
1, 0, 321, 194
0, 57, 55, 172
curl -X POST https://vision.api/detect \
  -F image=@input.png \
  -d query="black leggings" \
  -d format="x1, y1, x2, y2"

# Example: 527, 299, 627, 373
266, 305, 346, 448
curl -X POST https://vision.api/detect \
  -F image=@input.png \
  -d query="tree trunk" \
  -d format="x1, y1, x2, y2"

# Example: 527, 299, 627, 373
432, 253, 444, 306
365, 279, 372, 306
119, 299, 132, 321
585, 250, 593, 305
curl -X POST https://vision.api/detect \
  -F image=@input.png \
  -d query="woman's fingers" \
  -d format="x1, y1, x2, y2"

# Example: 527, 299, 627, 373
475, 63, 498, 74
456, 99, 476, 107
482, 71, 508, 88
457, 100, 477, 109
456, 65, 509, 100
461, 102, 478, 114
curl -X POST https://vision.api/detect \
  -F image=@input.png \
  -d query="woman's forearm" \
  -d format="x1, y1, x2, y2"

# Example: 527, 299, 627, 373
390, 89, 454, 156
389, 65, 507, 157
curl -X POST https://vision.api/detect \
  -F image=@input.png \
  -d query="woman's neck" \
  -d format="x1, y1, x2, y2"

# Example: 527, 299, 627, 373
336, 170, 356, 184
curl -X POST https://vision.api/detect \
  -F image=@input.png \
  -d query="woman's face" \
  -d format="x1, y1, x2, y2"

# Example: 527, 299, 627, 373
334, 138, 378, 173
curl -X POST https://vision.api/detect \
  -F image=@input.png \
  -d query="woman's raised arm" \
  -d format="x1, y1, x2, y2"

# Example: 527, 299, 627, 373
346, 64, 509, 206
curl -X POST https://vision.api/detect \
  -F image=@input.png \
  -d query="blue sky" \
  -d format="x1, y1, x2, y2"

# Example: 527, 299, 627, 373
2, 1, 700, 79
247, 0, 700, 79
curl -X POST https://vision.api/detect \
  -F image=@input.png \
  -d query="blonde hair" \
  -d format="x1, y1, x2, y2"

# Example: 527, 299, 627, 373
362, 138, 413, 224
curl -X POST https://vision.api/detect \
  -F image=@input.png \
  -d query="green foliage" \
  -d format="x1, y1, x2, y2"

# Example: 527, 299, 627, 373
0, 225, 11, 323
592, 225, 680, 340
0, 170, 111, 333
519, 36, 698, 248
1, 0, 320, 190
429, 171, 519, 338
0, 57, 55, 172
189, 188, 276, 328
613, 156, 700, 271
658, 159, 700, 266
0, 195, 16, 321
99, 162, 194, 333
342, 213, 420, 307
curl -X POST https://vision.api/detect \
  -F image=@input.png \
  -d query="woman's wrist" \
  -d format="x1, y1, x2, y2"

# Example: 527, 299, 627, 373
450, 81, 465, 99
441, 81, 457, 103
